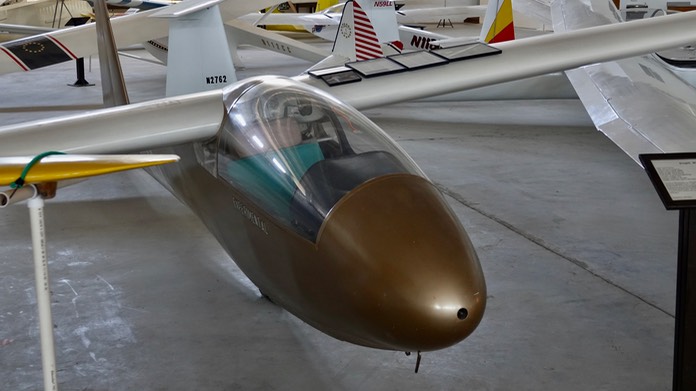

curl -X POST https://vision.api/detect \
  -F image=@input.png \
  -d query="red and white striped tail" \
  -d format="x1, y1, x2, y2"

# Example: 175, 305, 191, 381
353, 1, 383, 61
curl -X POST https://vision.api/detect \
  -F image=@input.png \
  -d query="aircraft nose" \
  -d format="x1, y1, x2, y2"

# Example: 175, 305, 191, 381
315, 174, 486, 352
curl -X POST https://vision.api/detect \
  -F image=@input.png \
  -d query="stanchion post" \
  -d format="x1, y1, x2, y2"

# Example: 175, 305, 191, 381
674, 209, 696, 390
640, 153, 696, 391
27, 196, 58, 391
65, 16, 94, 88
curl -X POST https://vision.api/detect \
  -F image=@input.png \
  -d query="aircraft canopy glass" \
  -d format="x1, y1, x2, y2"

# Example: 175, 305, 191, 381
218, 77, 424, 241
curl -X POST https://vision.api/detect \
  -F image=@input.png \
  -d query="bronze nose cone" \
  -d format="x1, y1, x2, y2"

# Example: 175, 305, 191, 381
313, 174, 486, 352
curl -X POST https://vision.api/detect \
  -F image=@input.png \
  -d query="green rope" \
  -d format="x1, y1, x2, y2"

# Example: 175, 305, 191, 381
10, 151, 66, 189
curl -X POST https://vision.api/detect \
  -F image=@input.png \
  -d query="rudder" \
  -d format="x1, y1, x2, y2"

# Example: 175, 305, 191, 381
479, 0, 515, 43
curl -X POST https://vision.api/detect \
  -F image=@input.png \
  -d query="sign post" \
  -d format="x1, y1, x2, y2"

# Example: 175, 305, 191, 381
640, 153, 696, 391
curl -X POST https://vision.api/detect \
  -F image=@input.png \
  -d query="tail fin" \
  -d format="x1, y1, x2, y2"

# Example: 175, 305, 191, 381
152, 0, 236, 97
356, 0, 399, 44
306, 0, 383, 71
479, 0, 515, 43
332, 0, 383, 61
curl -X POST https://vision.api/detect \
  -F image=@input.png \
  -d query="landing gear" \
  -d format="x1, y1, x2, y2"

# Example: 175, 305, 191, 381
405, 351, 423, 373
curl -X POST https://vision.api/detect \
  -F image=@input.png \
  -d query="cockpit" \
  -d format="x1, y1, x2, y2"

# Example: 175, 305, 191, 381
209, 76, 425, 241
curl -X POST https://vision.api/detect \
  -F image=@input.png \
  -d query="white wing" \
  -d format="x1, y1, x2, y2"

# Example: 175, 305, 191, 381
3, 3, 696, 156
552, 0, 696, 164
237, 12, 339, 26
0, 0, 283, 74
295, 9, 696, 110
396, 5, 487, 24
0, 91, 224, 155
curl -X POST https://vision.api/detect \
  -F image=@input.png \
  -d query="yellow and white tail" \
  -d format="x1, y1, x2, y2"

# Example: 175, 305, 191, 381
479, 0, 515, 43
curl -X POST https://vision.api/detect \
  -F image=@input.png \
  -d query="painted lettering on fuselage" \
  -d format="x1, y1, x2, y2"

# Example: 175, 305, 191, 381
205, 75, 227, 85
260, 39, 293, 54
233, 197, 269, 235
374, 1, 394, 7
410, 35, 441, 50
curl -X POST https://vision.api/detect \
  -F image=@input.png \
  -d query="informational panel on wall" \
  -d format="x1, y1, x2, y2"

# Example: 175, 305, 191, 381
641, 153, 696, 209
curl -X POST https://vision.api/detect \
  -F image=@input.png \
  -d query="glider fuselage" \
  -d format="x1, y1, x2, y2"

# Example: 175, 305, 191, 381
148, 76, 487, 352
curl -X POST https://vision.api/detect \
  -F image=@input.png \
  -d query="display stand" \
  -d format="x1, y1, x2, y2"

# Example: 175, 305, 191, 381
28, 194, 58, 391
436, 18, 454, 28
640, 153, 696, 391
64, 17, 94, 88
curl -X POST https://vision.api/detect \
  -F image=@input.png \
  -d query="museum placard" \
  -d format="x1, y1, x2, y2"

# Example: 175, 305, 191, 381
641, 153, 696, 209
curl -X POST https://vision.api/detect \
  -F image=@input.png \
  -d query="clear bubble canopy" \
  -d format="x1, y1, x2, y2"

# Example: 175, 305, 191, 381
216, 76, 425, 240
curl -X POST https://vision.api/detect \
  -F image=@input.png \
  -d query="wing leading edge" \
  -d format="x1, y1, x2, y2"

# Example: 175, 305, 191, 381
0, 90, 224, 155
0, 154, 180, 186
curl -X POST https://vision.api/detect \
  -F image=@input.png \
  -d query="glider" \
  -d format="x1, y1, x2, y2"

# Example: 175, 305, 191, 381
1, 0, 696, 361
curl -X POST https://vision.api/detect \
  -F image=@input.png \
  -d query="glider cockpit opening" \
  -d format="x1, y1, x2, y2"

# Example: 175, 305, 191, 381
214, 77, 424, 241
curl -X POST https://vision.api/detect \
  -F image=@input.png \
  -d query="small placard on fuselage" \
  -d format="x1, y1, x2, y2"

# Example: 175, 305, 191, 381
346, 57, 406, 77
388, 50, 448, 70
308, 66, 363, 86
432, 42, 502, 62
311, 42, 502, 86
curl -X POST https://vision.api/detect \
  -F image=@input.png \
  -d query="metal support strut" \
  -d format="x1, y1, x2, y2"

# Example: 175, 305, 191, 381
674, 209, 696, 390
28, 195, 59, 391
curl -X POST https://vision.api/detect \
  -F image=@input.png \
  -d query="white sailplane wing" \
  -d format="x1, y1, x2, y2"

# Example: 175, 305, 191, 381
0, 0, 281, 75
237, 12, 339, 26
0, 90, 224, 155
2, 3, 696, 156
396, 5, 487, 24
295, 9, 696, 110
551, 0, 696, 164
224, 19, 330, 63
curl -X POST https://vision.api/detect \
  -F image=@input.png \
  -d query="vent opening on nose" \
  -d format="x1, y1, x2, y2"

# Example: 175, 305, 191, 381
457, 308, 469, 320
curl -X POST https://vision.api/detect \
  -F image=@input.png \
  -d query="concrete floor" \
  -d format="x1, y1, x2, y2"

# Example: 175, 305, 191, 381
0, 40, 680, 390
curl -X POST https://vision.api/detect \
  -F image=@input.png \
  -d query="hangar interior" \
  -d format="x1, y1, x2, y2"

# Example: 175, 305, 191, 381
0, 19, 683, 391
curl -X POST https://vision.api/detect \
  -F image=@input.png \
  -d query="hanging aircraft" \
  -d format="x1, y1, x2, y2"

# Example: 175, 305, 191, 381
1, 0, 696, 357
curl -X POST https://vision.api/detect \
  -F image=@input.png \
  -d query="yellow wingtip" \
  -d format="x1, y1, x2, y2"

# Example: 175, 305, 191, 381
0, 154, 180, 187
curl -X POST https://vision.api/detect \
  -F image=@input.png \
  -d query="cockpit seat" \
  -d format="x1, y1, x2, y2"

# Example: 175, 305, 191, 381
290, 151, 408, 240
222, 116, 324, 219
233, 117, 304, 158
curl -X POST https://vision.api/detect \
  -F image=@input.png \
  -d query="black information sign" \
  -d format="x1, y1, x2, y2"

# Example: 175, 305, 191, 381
640, 152, 696, 391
